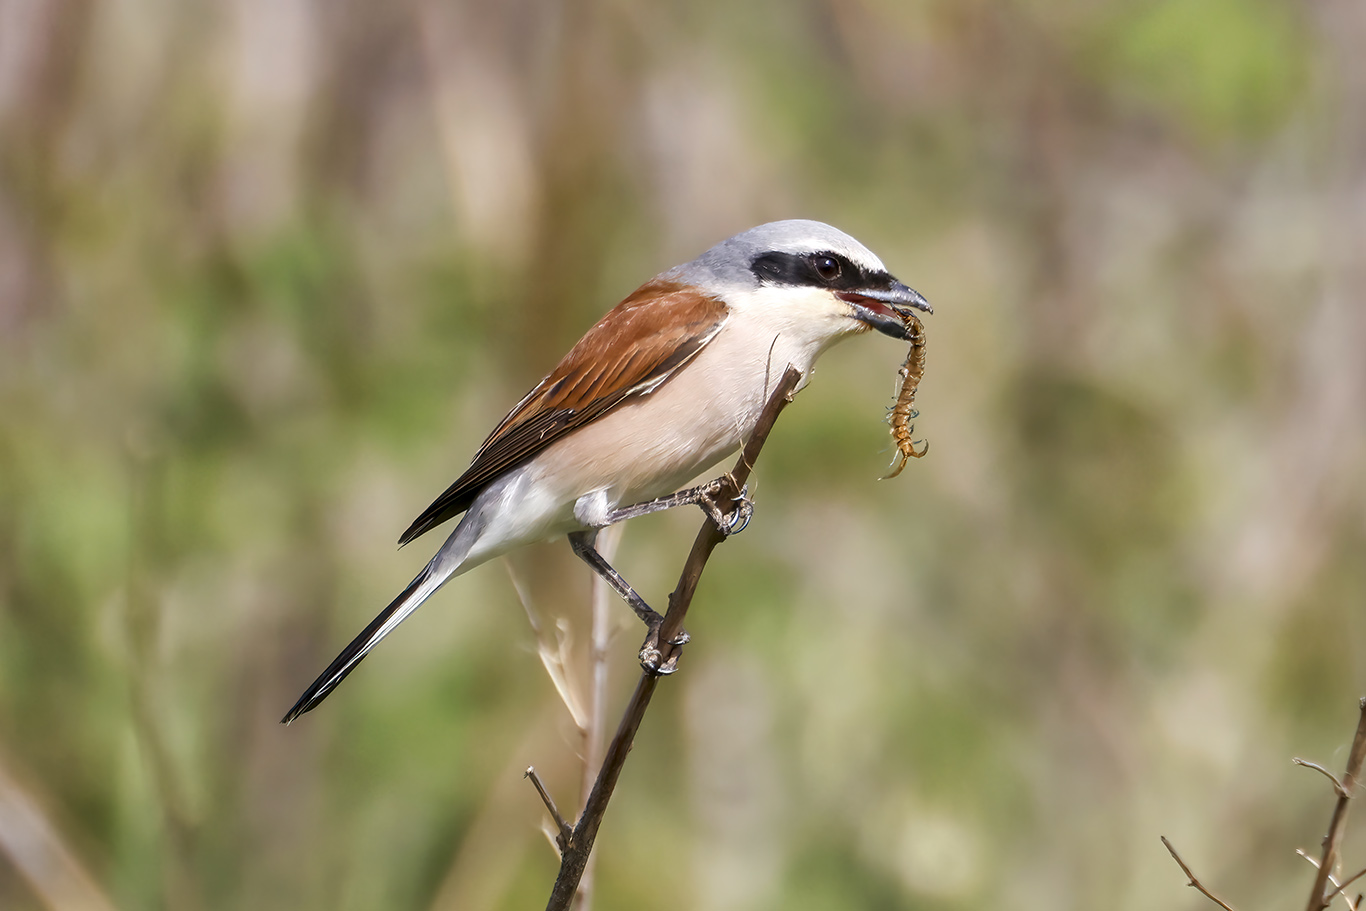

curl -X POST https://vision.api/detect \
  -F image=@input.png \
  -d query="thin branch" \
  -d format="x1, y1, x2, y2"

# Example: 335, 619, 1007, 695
1296, 758, 1349, 798
520, 513, 620, 909
1324, 866, 1366, 909
1299, 851, 1363, 911
1305, 697, 1366, 911
1161, 836, 1239, 911
542, 365, 804, 911
525, 767, 571, 853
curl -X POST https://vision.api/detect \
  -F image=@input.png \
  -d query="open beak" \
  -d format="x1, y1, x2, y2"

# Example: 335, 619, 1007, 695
837, 280, 932, 340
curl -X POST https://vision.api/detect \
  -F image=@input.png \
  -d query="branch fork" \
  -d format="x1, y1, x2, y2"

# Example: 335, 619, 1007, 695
1162, 696, 1366, 911
529, 366, 804, 911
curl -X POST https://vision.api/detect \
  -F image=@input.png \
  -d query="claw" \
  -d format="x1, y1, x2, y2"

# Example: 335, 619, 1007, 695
639, 640, 665, 672
698, 477, 754, 537
727, 483, 754, 534
638, 621, 688, 675
695, 478, 729, 532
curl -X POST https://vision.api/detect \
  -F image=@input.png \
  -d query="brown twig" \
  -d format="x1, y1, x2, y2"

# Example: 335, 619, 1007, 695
1296, 758, 1350, 798
1161, 836, 1240, 911
1298, 851, 1363, 911
1305, 697, 1366, 911
525, 767, 571, 852
542, 365, 804, 911
516, 511, 620, 907
1323, 865, 1366, 909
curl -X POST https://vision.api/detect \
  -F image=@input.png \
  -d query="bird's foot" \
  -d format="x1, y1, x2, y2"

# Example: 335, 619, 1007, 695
639, 621, 690, 676
729, 483, 753, 534
697, 475, 753, 536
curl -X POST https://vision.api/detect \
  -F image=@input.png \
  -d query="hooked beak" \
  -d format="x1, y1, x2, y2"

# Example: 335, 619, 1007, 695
837, 280, 932, 340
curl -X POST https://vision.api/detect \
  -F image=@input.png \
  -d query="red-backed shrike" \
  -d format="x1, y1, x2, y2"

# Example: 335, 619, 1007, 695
282, 220, 930, 722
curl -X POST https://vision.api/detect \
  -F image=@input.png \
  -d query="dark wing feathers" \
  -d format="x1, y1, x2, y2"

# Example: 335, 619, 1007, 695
397, 281, 728, 546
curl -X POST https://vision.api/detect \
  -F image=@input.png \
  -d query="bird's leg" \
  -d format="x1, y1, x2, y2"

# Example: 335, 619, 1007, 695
602, 475, 753, 536
568, 530, 659, 626
568, 530, 688, 674
568, 475, 752, 674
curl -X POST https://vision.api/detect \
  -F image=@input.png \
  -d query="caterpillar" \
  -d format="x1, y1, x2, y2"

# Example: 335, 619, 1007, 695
882, 310, 928, 480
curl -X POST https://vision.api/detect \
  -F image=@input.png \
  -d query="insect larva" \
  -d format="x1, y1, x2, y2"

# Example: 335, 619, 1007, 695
882, 311, 928, 480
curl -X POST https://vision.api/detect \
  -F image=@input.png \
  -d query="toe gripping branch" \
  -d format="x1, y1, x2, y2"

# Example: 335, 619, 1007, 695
567, 370, 796, 677
696, 475, 753, 536
569, 529, 689, 675
598, 475, 754, 537
568, 472, 751, 675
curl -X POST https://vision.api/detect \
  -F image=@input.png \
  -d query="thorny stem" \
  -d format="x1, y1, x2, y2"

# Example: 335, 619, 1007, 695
542, 366, 804, 911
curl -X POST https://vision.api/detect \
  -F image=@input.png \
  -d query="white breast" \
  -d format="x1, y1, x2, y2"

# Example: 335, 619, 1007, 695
456, 288, 867, 567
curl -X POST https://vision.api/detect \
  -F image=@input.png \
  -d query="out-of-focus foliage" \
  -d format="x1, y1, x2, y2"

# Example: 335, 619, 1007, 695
1, 0, 1364, 909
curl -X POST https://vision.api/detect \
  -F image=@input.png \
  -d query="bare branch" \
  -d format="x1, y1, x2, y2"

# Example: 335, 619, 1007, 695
1296, 758, 1349, 798
525, 767, 572, 853
1161, 836, 1239, 911
1298, 852, 1361, 911
542, 365, 804, 911
1323, 866, 1366, 910
1304, 697, 1366, 911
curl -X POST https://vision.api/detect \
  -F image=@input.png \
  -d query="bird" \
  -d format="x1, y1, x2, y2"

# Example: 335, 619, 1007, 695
281, 219, 930, 723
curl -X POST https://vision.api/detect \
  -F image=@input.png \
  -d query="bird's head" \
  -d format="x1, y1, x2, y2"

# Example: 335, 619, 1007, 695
669, 219, 931, 342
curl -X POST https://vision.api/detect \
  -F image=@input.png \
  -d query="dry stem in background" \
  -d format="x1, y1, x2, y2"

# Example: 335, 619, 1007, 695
574, 522, 621, 910
538, 365, 803, 911
0, 759, 118, 911
514, 519, 621, 910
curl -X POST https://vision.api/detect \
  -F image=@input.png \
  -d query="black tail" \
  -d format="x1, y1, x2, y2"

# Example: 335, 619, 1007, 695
281, 568, 431, 724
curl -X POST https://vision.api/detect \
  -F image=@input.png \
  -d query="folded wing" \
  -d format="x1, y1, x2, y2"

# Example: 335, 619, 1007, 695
398, 280, 729, 546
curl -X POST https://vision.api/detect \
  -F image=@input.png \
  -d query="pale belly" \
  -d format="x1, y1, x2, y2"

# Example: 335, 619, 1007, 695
455, 311, 860, 567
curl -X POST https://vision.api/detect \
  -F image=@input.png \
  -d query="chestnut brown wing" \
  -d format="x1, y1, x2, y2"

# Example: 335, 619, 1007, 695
398, 281, 728, 546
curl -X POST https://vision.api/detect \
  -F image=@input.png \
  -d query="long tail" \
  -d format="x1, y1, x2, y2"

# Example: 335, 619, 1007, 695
281, 518, 480, 724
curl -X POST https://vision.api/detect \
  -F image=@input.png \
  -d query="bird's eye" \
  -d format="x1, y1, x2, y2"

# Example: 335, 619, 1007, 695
811, 255, 841, 282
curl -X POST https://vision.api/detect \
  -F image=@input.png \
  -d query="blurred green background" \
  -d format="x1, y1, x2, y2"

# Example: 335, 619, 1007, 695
2, 0, 1365, 908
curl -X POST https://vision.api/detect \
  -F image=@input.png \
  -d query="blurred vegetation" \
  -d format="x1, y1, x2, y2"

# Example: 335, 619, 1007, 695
1, 0, 1364, 909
